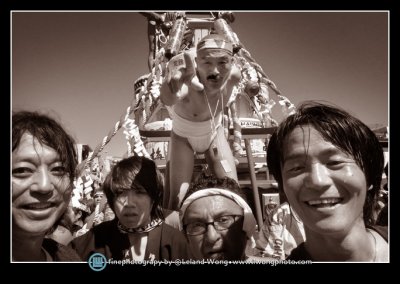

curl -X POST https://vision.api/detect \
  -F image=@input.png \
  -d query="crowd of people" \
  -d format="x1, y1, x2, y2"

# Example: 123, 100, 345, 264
11, 104, 388, 263
12, 21, 388, 263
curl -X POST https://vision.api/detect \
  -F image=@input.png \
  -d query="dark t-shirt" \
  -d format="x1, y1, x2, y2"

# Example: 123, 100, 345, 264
287, 225, 388, 261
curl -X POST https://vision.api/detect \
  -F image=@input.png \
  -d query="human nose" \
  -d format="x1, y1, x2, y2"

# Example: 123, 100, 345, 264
124, 190, 137, 206
31, 168, 54, 194
210, 65, 220, 75
204, 223, 221, 243
304, 163, 331, 190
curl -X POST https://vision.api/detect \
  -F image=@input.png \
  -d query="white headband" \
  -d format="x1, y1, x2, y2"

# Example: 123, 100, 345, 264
179, 188, 257, 241
197, 38, 233, 54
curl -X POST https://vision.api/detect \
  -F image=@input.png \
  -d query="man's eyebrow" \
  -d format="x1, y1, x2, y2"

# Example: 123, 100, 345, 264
283, 148, 345, 164
185, 210, 239, 221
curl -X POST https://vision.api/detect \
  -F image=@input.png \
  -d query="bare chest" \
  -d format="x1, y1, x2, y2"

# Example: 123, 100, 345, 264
175, 91, 222, 121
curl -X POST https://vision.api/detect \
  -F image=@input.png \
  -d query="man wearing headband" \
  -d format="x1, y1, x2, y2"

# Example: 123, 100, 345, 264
161, 33, 241, 211
179, 176, 257, 261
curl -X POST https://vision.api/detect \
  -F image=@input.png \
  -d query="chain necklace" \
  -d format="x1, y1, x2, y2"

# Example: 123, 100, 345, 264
203, 89, 223, 149
204, 92, 220, 134
203, 88, 232, 173
118, 218, 163, 234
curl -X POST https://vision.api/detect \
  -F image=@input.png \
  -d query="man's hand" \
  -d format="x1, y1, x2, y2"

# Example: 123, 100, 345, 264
74, 225, 89, 238
93, 212, 104, 226
165, 51, 204, 96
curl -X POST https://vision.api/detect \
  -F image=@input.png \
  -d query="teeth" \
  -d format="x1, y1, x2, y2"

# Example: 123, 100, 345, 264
25, 203, 53, 210
307, 198, 342, 206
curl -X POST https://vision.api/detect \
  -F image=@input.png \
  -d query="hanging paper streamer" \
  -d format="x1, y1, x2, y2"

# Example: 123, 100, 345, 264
123, 118, 135, 156
76, 94, 149, 175
123, 117, 150, 158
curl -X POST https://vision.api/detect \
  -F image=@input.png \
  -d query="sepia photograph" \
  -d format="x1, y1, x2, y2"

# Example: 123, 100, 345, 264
11, 11, 389, 268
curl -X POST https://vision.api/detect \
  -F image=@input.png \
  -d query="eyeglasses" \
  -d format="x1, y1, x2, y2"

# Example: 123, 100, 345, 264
184, 215, 243, 236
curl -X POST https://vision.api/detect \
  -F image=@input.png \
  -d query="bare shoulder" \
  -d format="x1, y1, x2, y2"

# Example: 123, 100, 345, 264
229, 64, 241, 84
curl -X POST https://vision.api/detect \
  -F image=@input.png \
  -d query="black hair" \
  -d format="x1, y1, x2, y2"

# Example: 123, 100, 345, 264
12, 110, 78, 235
12, 111, 78, 185
102, 156, 164, 220
267, 102, 384, 225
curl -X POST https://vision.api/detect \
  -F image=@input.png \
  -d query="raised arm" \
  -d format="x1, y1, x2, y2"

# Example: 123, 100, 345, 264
223, 63, 241, 103
160, 50, 203, 106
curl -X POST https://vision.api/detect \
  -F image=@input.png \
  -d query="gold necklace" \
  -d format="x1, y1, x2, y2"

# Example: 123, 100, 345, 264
368, 229, 377, 262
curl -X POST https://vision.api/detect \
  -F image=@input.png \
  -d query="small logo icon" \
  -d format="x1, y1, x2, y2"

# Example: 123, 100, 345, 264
88, 253, 107, 271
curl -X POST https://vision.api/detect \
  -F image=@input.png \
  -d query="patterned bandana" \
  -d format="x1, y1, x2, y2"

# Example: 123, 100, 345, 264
197, 38, 233, 54
117, 218, 163, 234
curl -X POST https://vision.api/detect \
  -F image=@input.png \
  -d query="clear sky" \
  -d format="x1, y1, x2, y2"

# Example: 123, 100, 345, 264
12, 11, 388, 158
